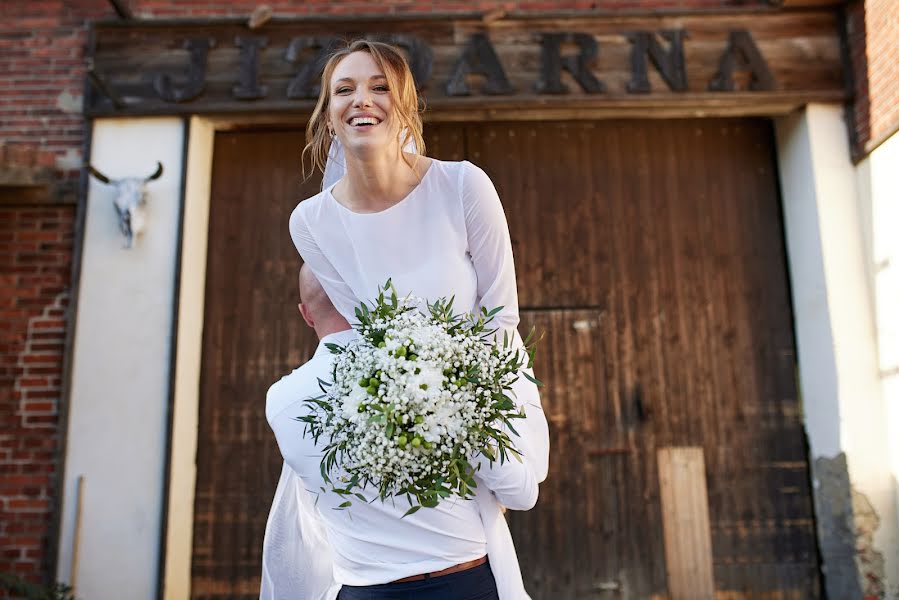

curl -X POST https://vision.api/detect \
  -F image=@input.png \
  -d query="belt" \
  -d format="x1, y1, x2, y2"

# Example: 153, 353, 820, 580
391, 555, 488, 583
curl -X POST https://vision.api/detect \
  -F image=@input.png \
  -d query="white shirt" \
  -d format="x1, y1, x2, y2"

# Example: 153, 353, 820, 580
263, 158, 550, 599
266, 328, 540, 588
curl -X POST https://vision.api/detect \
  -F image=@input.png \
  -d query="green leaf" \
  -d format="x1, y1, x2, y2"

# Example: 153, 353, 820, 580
337, 501, 352, 509
402, 505, 422, 518
522, 370, 543, 387
523, 325, 536, 346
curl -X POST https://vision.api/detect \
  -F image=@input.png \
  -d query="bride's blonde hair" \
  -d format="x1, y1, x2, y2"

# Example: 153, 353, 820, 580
302, 40, 426, 181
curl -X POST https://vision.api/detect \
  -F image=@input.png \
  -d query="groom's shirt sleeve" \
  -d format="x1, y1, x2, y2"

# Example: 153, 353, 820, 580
266, 357, 329, 485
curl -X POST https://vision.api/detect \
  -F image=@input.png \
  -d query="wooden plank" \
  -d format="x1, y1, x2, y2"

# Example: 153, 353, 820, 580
509, 309, 631, 597
776, 0, 846, 6
87, 11, 845, 117
652, 591, 809, 600
476, 119, 819, 597
658, 447, 715, 600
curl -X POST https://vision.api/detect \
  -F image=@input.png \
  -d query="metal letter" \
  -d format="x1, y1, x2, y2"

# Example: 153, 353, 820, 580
708, 30, 776, 92
626, 30, 688, 93
233, 35, 269, 100
153, 37, 215, 103
285, 36, 341, 99
534, 33, 605, 95
367, 33, 434, 90
445, 33, 514, 96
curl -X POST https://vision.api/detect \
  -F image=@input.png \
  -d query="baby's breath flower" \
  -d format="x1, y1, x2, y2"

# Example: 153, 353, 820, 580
300, 280, 535, 515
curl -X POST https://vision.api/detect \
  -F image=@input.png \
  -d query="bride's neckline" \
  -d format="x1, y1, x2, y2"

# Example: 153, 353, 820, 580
326, 158, 437, 216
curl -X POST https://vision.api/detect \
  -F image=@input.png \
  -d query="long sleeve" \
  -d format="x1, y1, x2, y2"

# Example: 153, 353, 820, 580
460, 162, 550, 486
473, 450, 538, 511
289, 202, 359, 323
460, 162, 520, 335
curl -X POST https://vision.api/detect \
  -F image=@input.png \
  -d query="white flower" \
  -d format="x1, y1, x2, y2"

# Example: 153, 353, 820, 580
301, 287, 530, 509
340, 384, 368, 420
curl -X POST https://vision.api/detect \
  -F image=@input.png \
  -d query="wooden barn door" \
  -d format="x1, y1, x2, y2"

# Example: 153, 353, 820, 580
192, 120, 819, 599
190, 130, 320, 599
467, 119, 820, 599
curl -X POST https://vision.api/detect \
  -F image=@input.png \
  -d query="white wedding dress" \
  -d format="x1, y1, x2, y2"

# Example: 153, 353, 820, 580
261, 156, 549, 600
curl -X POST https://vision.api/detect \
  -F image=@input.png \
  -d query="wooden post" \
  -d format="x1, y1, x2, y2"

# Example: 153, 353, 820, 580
658, 447, 715, 600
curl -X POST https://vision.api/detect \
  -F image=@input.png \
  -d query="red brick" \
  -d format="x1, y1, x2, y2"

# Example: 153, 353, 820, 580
6, 499, 48, 512
20, 401, 56, 413
22, 390, 58, 399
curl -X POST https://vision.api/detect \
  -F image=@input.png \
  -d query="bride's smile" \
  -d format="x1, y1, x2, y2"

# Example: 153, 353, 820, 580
328, 51, 396, 149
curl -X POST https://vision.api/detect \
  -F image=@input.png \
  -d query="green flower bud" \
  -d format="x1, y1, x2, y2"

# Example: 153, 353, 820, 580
367, 385, 378, 396
419, 384, 428, 391
411, 437, 422, 448
369, 377, 380, 387
378, 341, 386, 348
358, 378, 369, 387
395, 346, 407, 357
408, 354, 418, 361
414, 415, 424, 424
423, 441, 433, 450
397, 435, 408, 448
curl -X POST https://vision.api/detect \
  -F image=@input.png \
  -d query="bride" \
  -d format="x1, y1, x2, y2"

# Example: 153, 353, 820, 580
262, 39, 549, 600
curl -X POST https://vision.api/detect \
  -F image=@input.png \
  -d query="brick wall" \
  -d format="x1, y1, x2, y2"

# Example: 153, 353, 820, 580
0, 0, 891, 589
846, 0, 899, 154
0, 203, 74, 587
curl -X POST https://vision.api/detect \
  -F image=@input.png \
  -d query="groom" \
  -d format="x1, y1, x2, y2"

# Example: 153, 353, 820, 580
261, 266, 544, 600
265, 264, 355, 453
260, 265, 354, 600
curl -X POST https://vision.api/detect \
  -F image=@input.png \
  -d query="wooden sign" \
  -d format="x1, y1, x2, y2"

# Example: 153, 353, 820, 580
86, 11, 845, 118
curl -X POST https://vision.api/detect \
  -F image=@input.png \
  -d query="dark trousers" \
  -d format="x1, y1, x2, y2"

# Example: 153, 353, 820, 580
336, 561, 499, 600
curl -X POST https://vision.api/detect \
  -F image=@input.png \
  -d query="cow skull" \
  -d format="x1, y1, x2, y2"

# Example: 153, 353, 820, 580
87, 162, 164, 248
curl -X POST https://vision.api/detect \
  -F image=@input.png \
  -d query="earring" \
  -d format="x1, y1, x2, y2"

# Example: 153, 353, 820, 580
327, 124, 335, 138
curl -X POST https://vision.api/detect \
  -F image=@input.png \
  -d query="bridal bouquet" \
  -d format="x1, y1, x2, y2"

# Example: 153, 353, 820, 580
299, 280, 540, 516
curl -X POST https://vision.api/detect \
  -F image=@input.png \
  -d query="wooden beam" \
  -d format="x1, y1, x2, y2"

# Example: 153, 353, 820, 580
658, 447, 715, 600
86, 11, 846, 117
772, 0, 848, 6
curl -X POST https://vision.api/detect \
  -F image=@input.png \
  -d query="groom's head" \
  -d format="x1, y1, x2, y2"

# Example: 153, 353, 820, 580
298, 265, 351, 340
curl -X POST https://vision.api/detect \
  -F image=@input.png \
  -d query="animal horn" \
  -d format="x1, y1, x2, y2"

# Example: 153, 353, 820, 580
86, 165, 111, 184
145, 161, 164, 181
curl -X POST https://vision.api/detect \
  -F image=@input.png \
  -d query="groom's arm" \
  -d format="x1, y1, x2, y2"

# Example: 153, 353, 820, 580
472, 449, 539, 511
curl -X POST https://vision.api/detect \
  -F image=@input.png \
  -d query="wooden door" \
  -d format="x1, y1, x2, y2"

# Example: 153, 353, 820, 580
193, 120, 819, 599
467, 119, 819, 598
190, 131, 320, 599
